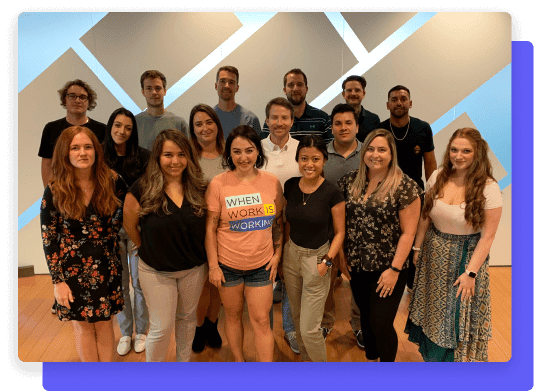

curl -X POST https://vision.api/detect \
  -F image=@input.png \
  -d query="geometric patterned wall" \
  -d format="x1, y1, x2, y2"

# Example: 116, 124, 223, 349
18, 12, 511, 273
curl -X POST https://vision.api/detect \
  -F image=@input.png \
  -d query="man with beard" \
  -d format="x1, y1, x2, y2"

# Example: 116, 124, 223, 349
377, 85, 437, 291
341, 75, 380, 143
213, 65, 261, 138
260, 69, 332, 142
135, 70, 188, 149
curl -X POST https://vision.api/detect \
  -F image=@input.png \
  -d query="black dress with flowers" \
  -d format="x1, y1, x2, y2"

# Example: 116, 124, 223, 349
40, 184, 125, 323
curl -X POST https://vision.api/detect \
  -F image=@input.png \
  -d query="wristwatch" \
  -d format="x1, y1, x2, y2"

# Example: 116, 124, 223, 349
321, 255, 334, 268
466, 269, 477, 278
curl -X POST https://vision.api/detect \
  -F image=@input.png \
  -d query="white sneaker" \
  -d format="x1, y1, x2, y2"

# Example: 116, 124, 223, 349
134, 334, 147, 353
117, 336, 132, 356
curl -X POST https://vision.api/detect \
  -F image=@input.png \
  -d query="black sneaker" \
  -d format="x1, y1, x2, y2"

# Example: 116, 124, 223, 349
192, 325, 206, 353
321, 327, 332, 339
354, 329, 365, 349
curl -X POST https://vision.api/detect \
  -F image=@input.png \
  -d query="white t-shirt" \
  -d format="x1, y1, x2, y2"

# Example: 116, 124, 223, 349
427, 169, 502, 235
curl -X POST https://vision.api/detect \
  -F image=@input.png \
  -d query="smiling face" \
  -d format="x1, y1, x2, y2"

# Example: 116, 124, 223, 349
69, 132, 95, 171
111, 114, 133, 147
230, 136, 258, 175
332, 111, 358, 145
193, 111, 219, 146
215, 70, 239, 102
342, 80, 366, 108
141, 77, 166, 108
159, 140, 188, 180
449, 137, 475, 173
65, 85, 89, 116
298, 146, 325, 180
284, 73, 308, 106
364, 136, 392, 174
386, 89, 412, 119
266, 104, 294, 143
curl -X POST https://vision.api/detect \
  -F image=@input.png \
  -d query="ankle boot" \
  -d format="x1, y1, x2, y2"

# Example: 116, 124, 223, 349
205, 317, 222, 348
192, 324, 206, 353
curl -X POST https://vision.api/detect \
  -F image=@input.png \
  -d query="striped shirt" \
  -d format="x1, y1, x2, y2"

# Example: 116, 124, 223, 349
261, 102, 332, 143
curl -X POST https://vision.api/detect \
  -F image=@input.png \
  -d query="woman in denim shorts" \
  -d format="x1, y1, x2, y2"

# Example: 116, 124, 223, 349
282, 136, 345, 361
205, 125, 284, 362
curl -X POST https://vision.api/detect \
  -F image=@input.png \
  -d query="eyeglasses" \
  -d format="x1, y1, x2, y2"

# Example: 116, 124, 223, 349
66, 93, 89, 102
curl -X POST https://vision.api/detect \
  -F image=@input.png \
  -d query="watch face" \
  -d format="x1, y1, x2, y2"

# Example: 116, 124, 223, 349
325, 260, 333, 268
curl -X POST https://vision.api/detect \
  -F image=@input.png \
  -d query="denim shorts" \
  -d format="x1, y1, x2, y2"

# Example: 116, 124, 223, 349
219, 262, 272, 288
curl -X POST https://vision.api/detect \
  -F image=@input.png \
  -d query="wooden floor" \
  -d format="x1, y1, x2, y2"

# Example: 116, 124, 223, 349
18, 267, 511, 362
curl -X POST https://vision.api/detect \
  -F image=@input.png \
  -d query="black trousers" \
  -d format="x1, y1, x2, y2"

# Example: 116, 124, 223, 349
350, 268, 408, 362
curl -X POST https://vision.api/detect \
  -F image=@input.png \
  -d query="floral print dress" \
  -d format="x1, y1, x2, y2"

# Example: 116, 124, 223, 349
40, 186, 124, 323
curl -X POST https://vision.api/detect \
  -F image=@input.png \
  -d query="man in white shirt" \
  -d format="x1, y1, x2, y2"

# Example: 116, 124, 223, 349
261, 97, 301, 355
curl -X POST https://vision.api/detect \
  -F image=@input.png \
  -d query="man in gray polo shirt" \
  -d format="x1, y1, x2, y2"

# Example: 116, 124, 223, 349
213, 65, 261, 138
321, 103, 364, 350
135, 70, 189, 150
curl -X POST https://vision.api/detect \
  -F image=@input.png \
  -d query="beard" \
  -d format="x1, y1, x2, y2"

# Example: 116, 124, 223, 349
286, 92, 306, 106
391, 107, 408, 118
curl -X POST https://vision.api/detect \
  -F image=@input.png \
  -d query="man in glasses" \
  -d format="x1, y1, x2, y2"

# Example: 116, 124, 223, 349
38, 79, 106, 187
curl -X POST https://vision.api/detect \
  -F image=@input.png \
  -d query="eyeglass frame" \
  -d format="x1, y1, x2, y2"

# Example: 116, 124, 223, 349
66, 93, 89, 102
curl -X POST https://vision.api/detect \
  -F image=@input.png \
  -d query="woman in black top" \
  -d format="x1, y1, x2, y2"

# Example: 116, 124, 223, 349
282, 136, 345, 362
103, 108, 151, 356
338, 129, 422, 362
123, 129, 208, 362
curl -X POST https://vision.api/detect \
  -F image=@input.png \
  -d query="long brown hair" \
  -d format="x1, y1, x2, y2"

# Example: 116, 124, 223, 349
422, 128, 496, 231
350, 128, 403, 202
189, 104, 225, 156
138, 129, 208, 217
50, 126, 119, 219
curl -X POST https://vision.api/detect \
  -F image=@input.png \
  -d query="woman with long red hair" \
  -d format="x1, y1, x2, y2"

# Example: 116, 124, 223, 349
407, 128, 502, 362
40, 126, 126, 361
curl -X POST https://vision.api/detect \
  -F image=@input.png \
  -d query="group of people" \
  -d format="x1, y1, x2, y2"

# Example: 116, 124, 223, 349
39, 65, 502, 363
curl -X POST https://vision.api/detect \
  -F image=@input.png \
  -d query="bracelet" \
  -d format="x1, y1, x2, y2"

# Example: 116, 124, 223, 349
208, 266, 220, 275
412, 246, 421, 251
390, 266, 401, 273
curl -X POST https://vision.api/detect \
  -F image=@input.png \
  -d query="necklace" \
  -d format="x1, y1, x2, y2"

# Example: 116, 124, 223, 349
390, 119, 410, 141
302, 192, 312, 205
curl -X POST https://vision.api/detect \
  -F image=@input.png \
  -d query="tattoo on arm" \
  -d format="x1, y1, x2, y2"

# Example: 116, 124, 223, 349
272, 215, 282, 243
212, 216, 219, 226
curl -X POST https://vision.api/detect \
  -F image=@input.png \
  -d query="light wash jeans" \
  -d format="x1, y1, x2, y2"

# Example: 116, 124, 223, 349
138, 259, 207, 362
117, 228, 149, 336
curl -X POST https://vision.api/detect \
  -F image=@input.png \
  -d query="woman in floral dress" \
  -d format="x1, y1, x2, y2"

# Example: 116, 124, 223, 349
338, 128, 422, 362
40, 126, 126, 362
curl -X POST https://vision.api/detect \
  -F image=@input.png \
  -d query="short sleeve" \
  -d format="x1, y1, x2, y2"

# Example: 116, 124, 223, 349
205, 175, 222, 213
128, 178, 143, 203
484, 180, 503, 209
40, 186, 65, 284
328, 181, 345, 208
422, 122, 435, 152
397, 174, 423, 210
274, 178, 285, 215
38, 123, 53, 158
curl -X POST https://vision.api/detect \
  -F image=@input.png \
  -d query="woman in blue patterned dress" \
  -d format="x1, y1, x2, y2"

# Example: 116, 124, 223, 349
40, 126, 126, 362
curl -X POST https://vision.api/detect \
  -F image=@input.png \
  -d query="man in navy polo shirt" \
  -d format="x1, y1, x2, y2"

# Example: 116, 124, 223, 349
260, 68, 332, 143
341, 75, 381, 143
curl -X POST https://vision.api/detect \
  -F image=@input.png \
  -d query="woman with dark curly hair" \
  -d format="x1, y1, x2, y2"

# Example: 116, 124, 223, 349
407, 128, 502, 362
40, 126, 126, 362
123, 129, 208, 362
205, 125, 284, 362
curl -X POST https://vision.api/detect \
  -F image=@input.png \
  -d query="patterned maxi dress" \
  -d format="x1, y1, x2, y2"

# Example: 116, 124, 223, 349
40, 186, 124, 323
406, 171, 502, 362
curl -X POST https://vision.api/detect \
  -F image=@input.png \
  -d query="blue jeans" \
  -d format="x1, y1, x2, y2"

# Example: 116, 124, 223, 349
117, 228, 149, 336
281, 281, 296, 333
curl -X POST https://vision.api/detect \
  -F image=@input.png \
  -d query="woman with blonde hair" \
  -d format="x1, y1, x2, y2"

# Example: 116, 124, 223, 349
123, 129, 208, 362
338, 128, 422, 362
189, 104, 226, 353
40, 126, 126, 361
407, 128, 502, 362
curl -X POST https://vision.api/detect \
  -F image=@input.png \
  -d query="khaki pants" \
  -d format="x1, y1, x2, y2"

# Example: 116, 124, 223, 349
283, 239, 331, 362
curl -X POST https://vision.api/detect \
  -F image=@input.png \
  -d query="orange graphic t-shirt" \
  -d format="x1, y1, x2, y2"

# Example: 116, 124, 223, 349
206, 170, 284, 270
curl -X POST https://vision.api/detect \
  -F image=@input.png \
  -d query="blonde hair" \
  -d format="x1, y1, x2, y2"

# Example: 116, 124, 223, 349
350, 128, 403, 202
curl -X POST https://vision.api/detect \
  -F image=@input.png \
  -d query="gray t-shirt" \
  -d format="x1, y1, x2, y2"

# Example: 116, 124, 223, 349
213, 104, 261, 139
135, 110, 189, 150
199, 155, 226, 182
323, 141, 362, 186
